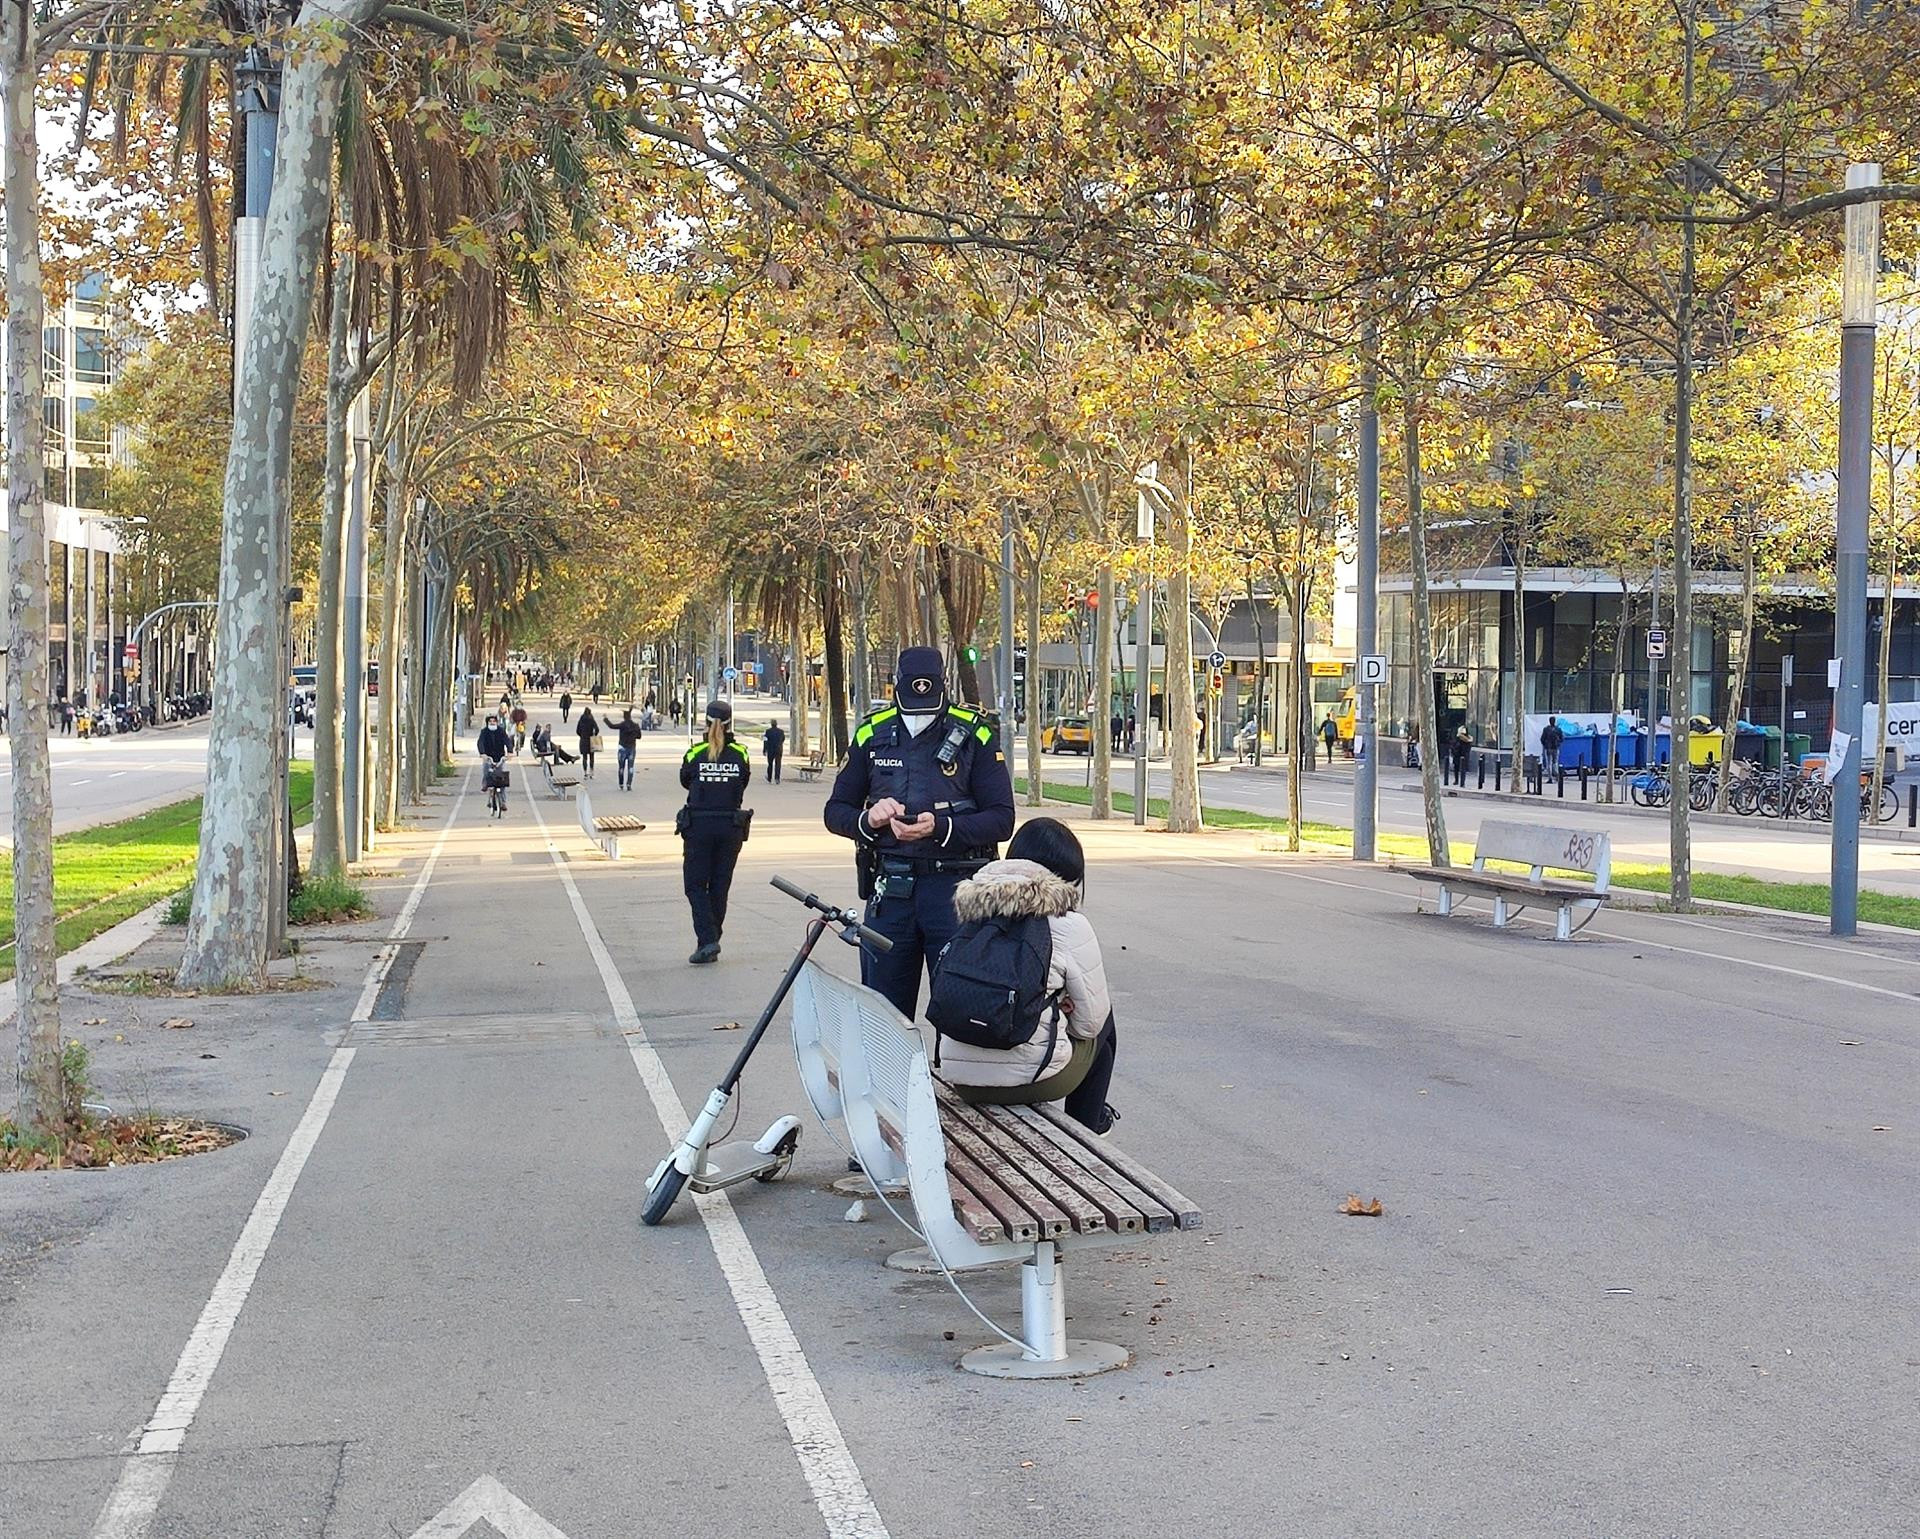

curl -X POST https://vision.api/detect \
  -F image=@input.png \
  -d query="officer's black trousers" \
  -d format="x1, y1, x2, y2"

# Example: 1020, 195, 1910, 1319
861, 870, 963, 1021
682, 821, 744, 947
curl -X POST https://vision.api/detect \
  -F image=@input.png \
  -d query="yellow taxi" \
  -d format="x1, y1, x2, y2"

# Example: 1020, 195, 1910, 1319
1040, 716, 1095, 755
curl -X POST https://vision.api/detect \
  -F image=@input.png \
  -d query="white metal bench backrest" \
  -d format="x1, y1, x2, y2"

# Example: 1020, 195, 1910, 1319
789, 962, 1017, 1267
792, 962, 916, 1184
1474, 819, 1611, 891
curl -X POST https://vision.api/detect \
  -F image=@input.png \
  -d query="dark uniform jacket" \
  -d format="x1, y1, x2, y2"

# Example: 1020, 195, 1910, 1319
681, 737, 751, 815
823, 703, 1015, 863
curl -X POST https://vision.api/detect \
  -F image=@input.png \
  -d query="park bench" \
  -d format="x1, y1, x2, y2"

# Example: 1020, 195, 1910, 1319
577, 788, 644, 859
1403, 818, 1611, 941
794, 748, 827, 783
539, 754, 581, 800
790, 962, 1201, 1379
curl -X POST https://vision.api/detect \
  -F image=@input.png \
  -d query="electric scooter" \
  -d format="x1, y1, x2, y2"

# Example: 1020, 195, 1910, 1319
640, 875, 892, 1227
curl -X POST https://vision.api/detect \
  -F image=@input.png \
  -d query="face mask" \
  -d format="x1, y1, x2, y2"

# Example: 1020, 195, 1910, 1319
902, 711, 939, 737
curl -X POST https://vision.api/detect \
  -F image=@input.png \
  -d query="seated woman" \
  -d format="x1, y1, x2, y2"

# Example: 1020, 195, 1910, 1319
936, 817, 1118, 1134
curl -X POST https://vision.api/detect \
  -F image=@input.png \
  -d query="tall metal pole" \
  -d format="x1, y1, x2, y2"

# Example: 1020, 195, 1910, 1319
1353, 334, 1380, 861
1832, 162, 1880, 937
999, 505, 1017, 730
1133, 472, 1155, 827
1648, 553, 1660, 759
725, 590, 736, 703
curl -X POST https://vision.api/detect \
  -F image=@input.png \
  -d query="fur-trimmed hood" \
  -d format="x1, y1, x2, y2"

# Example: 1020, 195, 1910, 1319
952, 858, 1083, 922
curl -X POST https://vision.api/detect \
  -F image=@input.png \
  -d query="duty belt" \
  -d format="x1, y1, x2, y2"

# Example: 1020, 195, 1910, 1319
878, 854, 992, 878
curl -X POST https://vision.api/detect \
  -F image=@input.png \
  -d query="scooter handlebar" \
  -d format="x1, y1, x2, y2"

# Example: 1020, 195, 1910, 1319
768, 875, 893, 952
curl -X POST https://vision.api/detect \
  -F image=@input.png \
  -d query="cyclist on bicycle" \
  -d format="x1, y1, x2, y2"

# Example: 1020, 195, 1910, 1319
477, 712, 513, 817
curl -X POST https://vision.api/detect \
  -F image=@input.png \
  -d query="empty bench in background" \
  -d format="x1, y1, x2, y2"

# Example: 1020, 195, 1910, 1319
794, 748, 827, 782
577, 788, 645, 859
790, 962, 1201, 1379
540, 755, 581, 800
1403, 818, 1611, 941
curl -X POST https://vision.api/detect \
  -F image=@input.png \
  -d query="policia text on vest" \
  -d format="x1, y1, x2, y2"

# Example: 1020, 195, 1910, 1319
824, 689, 1015, 1021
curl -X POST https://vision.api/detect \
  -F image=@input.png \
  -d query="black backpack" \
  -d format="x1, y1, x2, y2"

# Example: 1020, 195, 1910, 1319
927, 915, 1060, 1061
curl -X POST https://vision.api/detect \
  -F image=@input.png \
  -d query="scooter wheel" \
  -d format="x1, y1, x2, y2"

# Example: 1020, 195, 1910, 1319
640, 1165, 689, 1226
753, 1126, 801, 1182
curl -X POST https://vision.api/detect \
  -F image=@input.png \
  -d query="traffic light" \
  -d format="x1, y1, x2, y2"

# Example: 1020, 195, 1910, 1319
1085, 588, 1099, 611
962, 645, 979, 665
1209, 671, 1224, 694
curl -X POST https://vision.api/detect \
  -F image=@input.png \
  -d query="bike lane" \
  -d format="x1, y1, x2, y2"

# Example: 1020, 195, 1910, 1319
122, 746, 834, 1538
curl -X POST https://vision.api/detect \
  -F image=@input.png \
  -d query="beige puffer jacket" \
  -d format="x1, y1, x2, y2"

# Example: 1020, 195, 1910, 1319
935, 858, 1111, 1089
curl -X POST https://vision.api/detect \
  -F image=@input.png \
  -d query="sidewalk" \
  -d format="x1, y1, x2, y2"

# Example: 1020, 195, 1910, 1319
3, 705, 1914, 1538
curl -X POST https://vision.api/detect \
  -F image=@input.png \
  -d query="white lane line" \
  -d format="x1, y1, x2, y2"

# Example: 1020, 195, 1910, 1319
527, 794, 891, 1539
90, 774, 472, 1539
1168, 850, 1920, 1005
109, 770, 128, 778
73, 778, 93, 785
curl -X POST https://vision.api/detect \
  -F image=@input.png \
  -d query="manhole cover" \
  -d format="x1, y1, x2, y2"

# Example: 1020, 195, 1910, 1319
344, 1012, 607, 1046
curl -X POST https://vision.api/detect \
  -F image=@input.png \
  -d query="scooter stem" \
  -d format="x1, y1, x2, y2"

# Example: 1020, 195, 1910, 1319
713, 916, 830, 1095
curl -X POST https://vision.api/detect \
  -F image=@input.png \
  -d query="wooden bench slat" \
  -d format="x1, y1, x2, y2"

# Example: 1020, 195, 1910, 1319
866, 1099, 1013, 1246
1028, 1102, 1204, 1230
961, 1101, 1150, 1234
942, 1142, 1038, 1244
938, 1099, 1103, 1238
592, 816, 646, 832
974, 1099, 1182, 1233
1405, 866, 1595, 897
941, 1121, 1069, 1240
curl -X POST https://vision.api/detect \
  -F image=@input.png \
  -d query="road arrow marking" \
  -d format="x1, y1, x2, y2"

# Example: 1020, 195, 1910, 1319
407, 1475, 571, 1539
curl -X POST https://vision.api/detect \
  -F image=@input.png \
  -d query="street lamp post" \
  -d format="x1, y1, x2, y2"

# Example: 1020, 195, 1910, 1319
1832, 162, 1879, 937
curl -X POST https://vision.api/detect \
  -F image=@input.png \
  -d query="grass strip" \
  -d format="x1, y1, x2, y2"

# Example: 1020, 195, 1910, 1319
0, 765, 315, 980
1016, 776, 1920, 931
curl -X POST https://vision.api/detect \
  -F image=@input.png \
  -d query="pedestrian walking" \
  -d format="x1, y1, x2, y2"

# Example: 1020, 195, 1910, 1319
762, 720, 786, 782
1320, 713, 1338, 765
824, 647, 1014, 1020
576, 705, 600, 778
1124, 711, 1136, 754
57, 695, 73, 735
931, 817, 1119, 1134
612, 708, 642, 790
1110, 711, 1124, 753
559, 689, 572, 723
679, 700, 752, 964
1407, 721, 1421, 769
509, 701, 528, 754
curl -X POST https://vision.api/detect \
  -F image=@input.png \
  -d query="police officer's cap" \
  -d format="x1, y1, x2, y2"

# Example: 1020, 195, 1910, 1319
705, 698, 733, 724
894, 646, 946, 711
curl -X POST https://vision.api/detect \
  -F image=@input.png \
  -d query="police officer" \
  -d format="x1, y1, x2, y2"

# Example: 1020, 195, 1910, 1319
679, 700, 752, 964
824, 647, 1015, 1018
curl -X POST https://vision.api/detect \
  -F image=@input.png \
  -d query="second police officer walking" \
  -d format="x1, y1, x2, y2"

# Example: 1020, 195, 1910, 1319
678, 700, 752, 965
824, 647, 1015, 1019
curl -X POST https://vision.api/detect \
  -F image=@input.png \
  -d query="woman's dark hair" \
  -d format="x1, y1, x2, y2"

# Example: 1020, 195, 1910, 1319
1006, 817, 1085, 888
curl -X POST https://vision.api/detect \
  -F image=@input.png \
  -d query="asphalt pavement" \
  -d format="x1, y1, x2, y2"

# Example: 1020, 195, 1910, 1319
2, 700, 1914, 1538
0, 719, 314, 842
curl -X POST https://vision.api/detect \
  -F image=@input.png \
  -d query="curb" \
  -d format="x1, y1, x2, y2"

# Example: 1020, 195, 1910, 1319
0, 892, 171, 1025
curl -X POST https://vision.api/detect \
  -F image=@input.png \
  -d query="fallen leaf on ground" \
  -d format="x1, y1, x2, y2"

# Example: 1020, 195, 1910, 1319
160, 1017, 194, 1030
1839, 1039, 1862, 1047
83, 1017, 107, 1026
1340, 1194, 1385, 1217
714, 1021, 742, 1031
1871, 1125, 1890, 1132
269, 1091, 287, 1097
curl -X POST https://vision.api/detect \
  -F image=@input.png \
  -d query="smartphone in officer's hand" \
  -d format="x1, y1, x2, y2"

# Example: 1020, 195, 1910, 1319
890, 812, 937, 842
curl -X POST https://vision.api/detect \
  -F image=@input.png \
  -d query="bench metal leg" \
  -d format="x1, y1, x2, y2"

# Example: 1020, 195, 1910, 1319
1556, 904, 1572, 942
958, 1243, 1131, 1380
1437, 887, 1456, 917
1493, 894, 1509, 928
